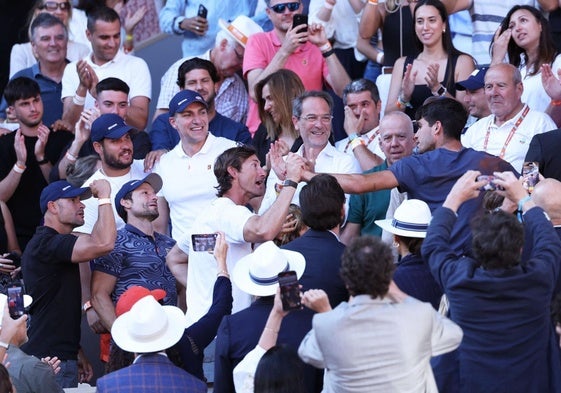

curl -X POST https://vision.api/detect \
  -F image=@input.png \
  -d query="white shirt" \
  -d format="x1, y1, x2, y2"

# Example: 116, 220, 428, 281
61, 51, 151, 110
74, 160, 146, 234
335, 126, 386, 161
153, 133, 237, 241
462, 105, 556, 172
178, 197, 254, 326
309, 0, 361, 53
521, 54, 561, 113
259, 143, 360, 215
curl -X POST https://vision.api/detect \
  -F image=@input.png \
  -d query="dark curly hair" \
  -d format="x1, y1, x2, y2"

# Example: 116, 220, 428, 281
471, 210, 524, 269
214, 145, 258, 197
340, 236, 395, 298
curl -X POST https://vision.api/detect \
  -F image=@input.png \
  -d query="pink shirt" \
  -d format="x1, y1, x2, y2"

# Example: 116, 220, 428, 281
243, 30, 330, 134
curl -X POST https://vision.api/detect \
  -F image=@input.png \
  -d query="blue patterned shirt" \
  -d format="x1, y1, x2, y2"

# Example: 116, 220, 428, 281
92, 224, 177, 306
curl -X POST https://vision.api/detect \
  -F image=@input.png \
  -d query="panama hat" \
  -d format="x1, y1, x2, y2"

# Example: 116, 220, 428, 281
218, 15, 263, 47
232, 241, 305, 297
375, 199, 432, 238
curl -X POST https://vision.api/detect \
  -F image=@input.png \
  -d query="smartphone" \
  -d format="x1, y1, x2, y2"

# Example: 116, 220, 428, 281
191, 233, 217, 252
522, 162, 539, 194
476, 175, 503, 191
7, 286, 25, 319
278, 271, 301, 311
292, 14, 308, 33
197, 4, 208, 19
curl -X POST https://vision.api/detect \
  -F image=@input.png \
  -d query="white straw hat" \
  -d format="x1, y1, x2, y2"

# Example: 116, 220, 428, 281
375, 199, 432, 238
218, 15, 263, 48
232, 241, 305, 297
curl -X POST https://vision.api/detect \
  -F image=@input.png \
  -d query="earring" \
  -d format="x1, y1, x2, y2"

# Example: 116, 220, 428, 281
392, 241, 399, 248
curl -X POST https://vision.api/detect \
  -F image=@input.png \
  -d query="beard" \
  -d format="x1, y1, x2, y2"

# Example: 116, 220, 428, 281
102, 149, 133, 170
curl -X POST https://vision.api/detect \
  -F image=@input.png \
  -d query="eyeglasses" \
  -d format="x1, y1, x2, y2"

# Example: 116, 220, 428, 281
40, 1, 71, 11
299, 114, 333, 124
269, 2, 300, 13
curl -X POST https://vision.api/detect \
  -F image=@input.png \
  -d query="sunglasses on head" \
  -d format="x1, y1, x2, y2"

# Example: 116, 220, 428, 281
40, 1, 71, 11
270, 2, 300, 13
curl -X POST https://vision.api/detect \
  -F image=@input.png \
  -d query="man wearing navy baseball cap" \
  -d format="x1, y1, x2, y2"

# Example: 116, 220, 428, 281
151, 90, 236, 242
21, 178, 116, 388
90, 173, 178, 361
455, 68, 490, 130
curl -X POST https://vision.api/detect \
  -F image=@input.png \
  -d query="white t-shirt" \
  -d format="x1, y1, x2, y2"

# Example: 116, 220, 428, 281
61, 51, 151, 110
74, 160, 147, 234
178, 197, 254, 327
521, 54, 561, 113
153, 133, 237, 241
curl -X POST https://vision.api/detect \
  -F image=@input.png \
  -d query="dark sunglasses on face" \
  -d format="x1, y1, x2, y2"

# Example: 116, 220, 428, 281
40, 1, 71, 11
270, 2, 300, 13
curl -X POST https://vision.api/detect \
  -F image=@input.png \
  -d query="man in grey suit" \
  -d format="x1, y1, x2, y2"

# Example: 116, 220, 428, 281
298, 236, 463, 393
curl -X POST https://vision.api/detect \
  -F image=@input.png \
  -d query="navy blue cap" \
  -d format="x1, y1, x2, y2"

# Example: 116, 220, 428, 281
115, 173, 163, 220
456, 68, 488, 91
168, 90, 208, 116
40, 181, 92, 214
91, 114, 134, 142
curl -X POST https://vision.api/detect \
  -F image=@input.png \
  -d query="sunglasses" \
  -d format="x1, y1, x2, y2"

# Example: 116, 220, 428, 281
40, 1, 71, 11
269, 2, 300, 13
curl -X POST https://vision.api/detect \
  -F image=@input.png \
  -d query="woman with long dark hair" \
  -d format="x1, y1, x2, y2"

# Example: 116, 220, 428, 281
385, 0, 475, 119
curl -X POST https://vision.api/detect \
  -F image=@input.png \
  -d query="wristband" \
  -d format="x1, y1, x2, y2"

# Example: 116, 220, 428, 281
350, 138, 365, 151
517, 195, 532, 212
82, 300, 92, 312
66, 151, 77, 162
322, 49, 335, 58
217, 270, 230, 278
397, 94, 412, 109
73, 94, 86, 106
0, 341, 8, 349
264, 326, 279, 334
318, 42, 332, 53
368, 0, 378, 5
323, 1, 334, 9
125, 34, 133, 41
348, 132, 360, 142
551, 100, 561, 107
98, 198, 111, 206
13, 163, 26, 174
376, 51, 384, 64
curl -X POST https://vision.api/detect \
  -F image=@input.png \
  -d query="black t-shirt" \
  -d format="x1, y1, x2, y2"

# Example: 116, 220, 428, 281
0, 130, 73, 249
21, 226, 80, 360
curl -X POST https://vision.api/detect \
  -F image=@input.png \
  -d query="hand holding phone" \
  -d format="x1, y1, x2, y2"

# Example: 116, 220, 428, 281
197, 4, 208, 19
278, 271, 301, 311
7, 286, 25, 319
292, 14, 308, 33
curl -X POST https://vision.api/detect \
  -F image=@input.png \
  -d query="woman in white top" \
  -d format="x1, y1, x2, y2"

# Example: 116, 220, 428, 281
9, 0, 90, 78
491, 5, 561, 113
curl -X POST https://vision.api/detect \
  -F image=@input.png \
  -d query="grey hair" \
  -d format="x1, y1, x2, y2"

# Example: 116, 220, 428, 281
30, 12, 68, 42
215, 29, 238, 50
342, 78, 380, 106
292, 90, 333, 117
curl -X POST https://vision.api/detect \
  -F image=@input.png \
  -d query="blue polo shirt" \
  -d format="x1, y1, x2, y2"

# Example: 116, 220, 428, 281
91, 224, 177, 306
0, 63, 64, 128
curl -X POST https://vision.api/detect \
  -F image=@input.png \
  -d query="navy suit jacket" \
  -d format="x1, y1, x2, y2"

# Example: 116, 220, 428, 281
525, 128, 561, 181
282, 229, 349, 308
96, 354, 207, 393
214, 297, 322, 393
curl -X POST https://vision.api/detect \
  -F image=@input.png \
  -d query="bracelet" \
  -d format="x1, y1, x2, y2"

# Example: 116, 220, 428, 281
73, 94, 86, 106
517, 195, 532, 212
551, 100, 561, 107
322, 49, 335, 58
348, 132, 360, 142
98, 198, 111, 206
0, 341, 8, 349
368, 0, 378, 5
323, 1, 334, 9
350, 138, 365, 151
217, 270, 230, 278
37, 157, 49, 165
125, 34, 133, 41
376, 51, 384, 64
318, 42, 332, 52
66, 151, 77, 162
397, 94, 412, 109
12, 163, 26, 174
264, 326, 279, 334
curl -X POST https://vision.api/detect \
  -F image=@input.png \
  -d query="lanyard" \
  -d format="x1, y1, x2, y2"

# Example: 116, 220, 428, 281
483, 105, 529, 159
344, 127, 380, 153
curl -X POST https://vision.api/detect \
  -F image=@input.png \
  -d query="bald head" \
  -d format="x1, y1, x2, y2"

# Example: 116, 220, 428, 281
532, 178, 561, 223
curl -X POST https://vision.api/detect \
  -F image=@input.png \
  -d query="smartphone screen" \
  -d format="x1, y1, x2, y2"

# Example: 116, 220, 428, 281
292, 14, 308, 32
198, 4, 208, 19
7, 286, 25, 319
191, 233, 217, 252
278, 270, 301, 311
522, 162, 539, 194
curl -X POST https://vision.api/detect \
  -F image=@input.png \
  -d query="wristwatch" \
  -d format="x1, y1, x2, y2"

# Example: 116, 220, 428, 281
282, 179, 298, 189
433, 85, 447, 97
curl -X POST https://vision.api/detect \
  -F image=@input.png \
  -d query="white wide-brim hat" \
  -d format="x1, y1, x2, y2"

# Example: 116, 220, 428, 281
218, 15, 263, 48
233, 241, 306, 297
375, 199, 432, 238
111, 296, 185, 353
